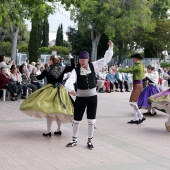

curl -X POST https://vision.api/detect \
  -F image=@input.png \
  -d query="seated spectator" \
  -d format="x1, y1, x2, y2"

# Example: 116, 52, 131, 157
59, 57, 66, 67
0, 55, 12, 74
31, 62, 36, 67
106, 66, 117, 92
97, 67, 110, 93
96, 73, 105, 93
10, 65, 27, 99
114, 66, 124, 92
162, 68, 170, 86
123, 66, 131, 92
19, 64, 38, 93
30, 68, 42, 89
0, 67, 18, 101
38, 65, 45, 86
36, 63, 41, 75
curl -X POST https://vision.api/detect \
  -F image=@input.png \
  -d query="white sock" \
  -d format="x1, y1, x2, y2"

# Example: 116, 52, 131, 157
88, 119, 95, 139
55, 116, 61, 132
132, 107, 139, 121
72, 120, 81, 139
46, 116, 53, 133
134, 103, 143, 119
151, 107, 155, 114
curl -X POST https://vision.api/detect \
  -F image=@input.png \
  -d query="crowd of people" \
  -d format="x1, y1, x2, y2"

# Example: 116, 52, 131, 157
0, 53, 169, 101
0, 55, 67, 101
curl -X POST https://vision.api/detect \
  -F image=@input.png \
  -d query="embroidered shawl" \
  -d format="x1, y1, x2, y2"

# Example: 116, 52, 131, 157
46, 64, 65, 79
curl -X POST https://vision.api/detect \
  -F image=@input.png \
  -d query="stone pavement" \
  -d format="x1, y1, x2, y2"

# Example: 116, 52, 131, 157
0, 91, 170, 170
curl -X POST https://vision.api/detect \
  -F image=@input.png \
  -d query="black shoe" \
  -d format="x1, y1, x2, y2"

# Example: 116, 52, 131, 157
120, 90, 124, 92
99, 90, 105, 93
54, 131, 62, 135
43, 132, 51, 137
127, 120, 140, 124
143, 112, 151, 115
87, 141, 94, 150
139, 117, 146, 124
11, 97, 15, 101
66, 140, 77, 147
21, 96, 26, 99
106, 91, 111, 93
143, 112, 157, 116
125, 90, 131, 92
150, 112, 157, 116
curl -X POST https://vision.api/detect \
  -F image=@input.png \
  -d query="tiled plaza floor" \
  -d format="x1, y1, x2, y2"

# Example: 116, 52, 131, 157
0, 91, 170, 170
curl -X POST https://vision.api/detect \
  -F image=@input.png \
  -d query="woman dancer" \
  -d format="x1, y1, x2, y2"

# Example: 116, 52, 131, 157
138, 65, 160, 116
20, 55, 75, 137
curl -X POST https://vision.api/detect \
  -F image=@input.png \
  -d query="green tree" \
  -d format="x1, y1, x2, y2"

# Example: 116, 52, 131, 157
55, 24, 63, 46
42, 18, 49, 47
133, 1, 170, 58
71, 0, 154, 61
66, 26, 109, 60
0, 0, 83, 62
60, 24, 63, 46
28, 19, 39, 62
0, 21, 29, 44
66, 26, 91, 55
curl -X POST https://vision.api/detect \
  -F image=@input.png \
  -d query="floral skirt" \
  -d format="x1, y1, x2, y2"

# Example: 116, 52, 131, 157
148, 88, 170, 113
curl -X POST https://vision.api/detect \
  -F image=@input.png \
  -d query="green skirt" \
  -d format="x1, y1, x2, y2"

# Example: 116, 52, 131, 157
20, 84, 74, 122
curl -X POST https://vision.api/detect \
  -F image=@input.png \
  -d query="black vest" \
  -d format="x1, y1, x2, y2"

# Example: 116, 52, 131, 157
75, 63, 96, 90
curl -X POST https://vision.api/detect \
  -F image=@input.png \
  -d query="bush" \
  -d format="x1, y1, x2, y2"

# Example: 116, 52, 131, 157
38, 47, 51, 54
50, 46, 70, 55
0, 42, 11, 56
18, 44, 28, 52
160, 62, 170, 68
37, 46, 71, 58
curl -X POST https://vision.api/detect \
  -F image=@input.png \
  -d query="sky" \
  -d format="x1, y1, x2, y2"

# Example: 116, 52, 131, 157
25, 3, 77, 41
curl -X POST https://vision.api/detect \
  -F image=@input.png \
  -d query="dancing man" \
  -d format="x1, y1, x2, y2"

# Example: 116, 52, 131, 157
119, 54, 146, 124
65, 40, 113, 149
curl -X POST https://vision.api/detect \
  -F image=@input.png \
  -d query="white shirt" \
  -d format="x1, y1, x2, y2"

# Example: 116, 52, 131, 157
36, 69, 41, 75
65, 46, 113, 93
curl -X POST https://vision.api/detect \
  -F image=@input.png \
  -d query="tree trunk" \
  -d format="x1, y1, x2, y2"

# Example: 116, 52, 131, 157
90, 29, 102, 61
11, 27, 19, 63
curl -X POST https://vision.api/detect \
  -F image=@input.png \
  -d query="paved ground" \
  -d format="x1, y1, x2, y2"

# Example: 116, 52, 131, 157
0, 91, 170, 170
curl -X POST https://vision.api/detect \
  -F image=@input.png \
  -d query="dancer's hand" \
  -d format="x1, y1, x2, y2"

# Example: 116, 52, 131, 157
68, 54, 73, 59
70, 90, 76, 96
108, 40, 114, 47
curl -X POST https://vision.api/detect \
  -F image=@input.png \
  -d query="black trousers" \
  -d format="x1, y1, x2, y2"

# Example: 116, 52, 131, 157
5, 84, 16, 97
110, 82, 118, 90
124, 80, 129, 91
74, 95, 97, 121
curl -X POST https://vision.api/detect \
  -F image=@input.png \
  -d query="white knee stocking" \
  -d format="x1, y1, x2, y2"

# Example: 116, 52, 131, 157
72, 120, 81, 138
133, 103, 143, 119
88, 119, 96, 139
132, 107, 139, 121
55, 116, 61, 132
46, 115, 53, 133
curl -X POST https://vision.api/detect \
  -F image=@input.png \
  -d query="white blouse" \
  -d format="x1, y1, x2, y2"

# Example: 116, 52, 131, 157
10, 73, 22, 83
